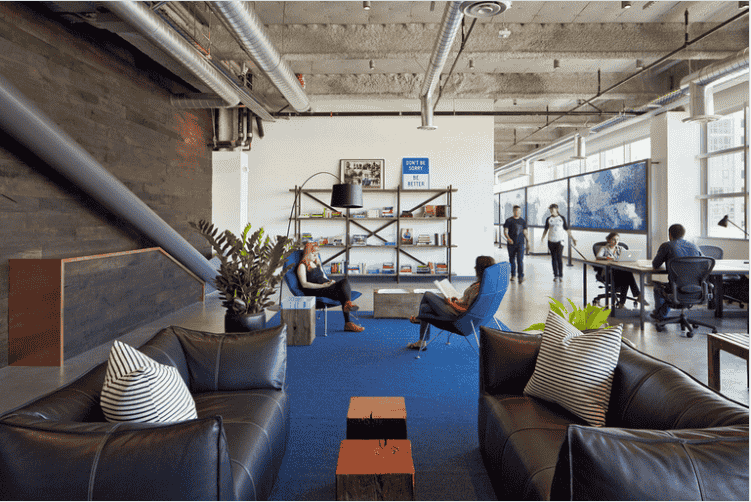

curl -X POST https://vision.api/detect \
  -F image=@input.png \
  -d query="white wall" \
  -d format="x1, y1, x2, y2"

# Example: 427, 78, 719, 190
245, 114, 495, 276
212, 151, 249, 236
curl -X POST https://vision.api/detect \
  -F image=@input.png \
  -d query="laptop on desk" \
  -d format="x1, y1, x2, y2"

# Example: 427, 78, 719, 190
615, 249, 643, 261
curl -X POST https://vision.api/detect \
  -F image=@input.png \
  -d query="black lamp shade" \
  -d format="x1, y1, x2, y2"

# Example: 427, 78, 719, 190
331, 183, 363, 208
718, 214, 730, 227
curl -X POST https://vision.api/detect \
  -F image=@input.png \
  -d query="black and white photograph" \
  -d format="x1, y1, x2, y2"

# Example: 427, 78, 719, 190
340, 159, 384, 189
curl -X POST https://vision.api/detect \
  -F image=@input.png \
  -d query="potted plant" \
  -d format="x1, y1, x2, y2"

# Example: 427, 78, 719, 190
190, 220, 296, 332
525, 297, 612, 332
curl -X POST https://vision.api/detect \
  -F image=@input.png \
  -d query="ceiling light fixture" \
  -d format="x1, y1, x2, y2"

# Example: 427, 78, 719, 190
636, 59, 644, 69
469, 59, 475, 69
740, 1, 749, 8
460, 1, 512, 18
369, 60, 375, 71
513, 99, 517, 106
553, 59, 560, 70
363, 1, 371, 10
621, 1, 632, 8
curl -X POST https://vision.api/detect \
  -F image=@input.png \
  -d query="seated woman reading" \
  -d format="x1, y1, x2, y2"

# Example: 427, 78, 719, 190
297, 242, 364, 332
595, 232, 648, 308
406, 256, 495, 350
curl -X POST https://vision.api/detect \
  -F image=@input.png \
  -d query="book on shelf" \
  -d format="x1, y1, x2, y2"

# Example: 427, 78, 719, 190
366, 266, 381, 275
351, 234, 368, 246
435, 262, 448, 274
433, 278, 460, 299
310, 208, 327, 218
366, 209, 380, 218
382, 206, 394, 217
301, 232, 314, 243
423, 205, 436, 217
382, 262, 395, 274
328, 262, 345, 274
347, 263, 365, 274
416, 234, 432, 245
400, 264, 412, 273
435, 205, 449, 217
400, 211, 413, 218
351, 210, 367, 218
415, 264, 430, 274
434, 233, 439, 245
331, 210, 343, 218
400, 228, 413, 245
441, 232, 447, 246
428, 262, 436, 274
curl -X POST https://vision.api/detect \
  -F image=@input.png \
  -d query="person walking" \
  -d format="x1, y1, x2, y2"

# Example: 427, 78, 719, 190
540, 203, 576, 282
503, 205, 529, 283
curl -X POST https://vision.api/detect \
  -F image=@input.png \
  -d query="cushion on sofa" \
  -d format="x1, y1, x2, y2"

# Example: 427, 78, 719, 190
523, 311, 623, 427
101, 340, 198, 423
550, 424, 750, 501
168, 324, 287, 393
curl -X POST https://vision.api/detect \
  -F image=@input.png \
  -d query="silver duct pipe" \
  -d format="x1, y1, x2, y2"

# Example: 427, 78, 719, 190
418, 1, 464, 130
210, 0, 311, 113
681, 47, 749, 123
0, 71, 218, 285
108, 1, 240, 108
170, 93, 234, 109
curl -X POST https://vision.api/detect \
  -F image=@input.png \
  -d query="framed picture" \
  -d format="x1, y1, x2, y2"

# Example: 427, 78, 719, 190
340, 159, 384, 190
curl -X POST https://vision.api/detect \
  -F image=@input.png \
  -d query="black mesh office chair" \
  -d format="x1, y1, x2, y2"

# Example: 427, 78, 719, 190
700, 245, 747, 309
591, 241, 639, 307
653, 256, 717, 337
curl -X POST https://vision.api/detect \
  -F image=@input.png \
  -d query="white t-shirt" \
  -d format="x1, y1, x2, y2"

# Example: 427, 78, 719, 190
544, 215, 569, 243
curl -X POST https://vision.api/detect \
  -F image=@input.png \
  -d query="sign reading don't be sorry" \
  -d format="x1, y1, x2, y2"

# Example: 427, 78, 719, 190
402, 157, 429, 189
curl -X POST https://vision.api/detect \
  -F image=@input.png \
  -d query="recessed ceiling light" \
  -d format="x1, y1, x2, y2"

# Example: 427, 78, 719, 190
469, 59, 475, 69
553, 59, 560, 70
369, 60, 375, 71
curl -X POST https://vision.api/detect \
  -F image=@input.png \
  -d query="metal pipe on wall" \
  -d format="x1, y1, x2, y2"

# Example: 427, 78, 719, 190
0, 71, 218, 285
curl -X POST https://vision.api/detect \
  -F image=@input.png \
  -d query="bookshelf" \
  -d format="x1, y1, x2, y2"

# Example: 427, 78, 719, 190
290, 186, 456, 283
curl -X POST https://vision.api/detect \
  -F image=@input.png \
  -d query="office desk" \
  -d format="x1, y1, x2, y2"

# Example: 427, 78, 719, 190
582, 259, 750, 330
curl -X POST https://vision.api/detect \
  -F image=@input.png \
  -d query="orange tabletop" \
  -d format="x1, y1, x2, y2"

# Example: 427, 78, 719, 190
347, 396, 407, 420
336, 439, 414, 475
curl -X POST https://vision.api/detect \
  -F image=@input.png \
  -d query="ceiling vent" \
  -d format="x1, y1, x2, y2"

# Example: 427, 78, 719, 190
460, 1, 511, 18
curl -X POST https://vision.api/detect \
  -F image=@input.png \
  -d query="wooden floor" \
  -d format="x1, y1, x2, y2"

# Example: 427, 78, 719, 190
1, 253, 748, 415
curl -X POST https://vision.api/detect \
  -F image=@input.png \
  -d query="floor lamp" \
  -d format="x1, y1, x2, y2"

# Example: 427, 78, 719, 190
280, 172, 363, 306
718, 214, 749, 237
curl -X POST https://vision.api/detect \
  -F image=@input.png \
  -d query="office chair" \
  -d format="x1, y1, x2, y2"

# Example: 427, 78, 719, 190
653, 256, 717, 337
414, 262, 511, 359
700, 245, 746, 309
283, 250, 361, 336
591, 241, 639, 308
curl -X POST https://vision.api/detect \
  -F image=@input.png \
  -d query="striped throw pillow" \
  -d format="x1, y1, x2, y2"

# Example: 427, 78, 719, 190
101, 340, 198, 423
523, 310, 623, 427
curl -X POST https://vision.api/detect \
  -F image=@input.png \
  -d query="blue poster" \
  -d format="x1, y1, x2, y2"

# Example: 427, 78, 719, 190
402, 158, 429, 189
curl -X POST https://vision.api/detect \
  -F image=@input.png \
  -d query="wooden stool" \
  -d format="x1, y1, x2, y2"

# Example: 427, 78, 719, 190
346, 397, 407, 440
373, 289, 424, 319
281, 296, 316, 345
336, 439, 415, 501
707, 333, 749, 391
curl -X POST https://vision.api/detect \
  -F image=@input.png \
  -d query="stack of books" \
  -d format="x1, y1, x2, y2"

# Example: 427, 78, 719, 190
416, 234, 431, 246
416, 264, 431, 274
382, 262, 395, 275
366, 209, 380, 218
351, 234, 367, 246
347, 263, 364, 274
366, 266, 381, 275
330, 235, 345, 246
382, 206, 394, 217
435, 205, 449, 217
436, 263, 448, 275
310, 208, 327, 218
301, 232, 313, 243
400, 264, 412, 274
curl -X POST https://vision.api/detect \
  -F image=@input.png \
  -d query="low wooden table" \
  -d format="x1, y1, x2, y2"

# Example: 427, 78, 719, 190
707, 333, 749, 391
281, 296, 316, 345
346, 396, 408, 440
336, 439, 415, 501
373, 289, 435, 319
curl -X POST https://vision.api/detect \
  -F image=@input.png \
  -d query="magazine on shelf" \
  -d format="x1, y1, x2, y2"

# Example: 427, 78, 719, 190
400, 228, 413, 245
433, 279, 460, 299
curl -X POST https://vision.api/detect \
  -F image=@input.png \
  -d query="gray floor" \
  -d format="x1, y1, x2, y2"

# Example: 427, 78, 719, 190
1, 253, 748, 415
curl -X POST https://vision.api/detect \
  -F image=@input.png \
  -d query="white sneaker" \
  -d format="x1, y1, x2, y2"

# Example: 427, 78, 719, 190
519, 277, 525, 284
510, 276, 516, 282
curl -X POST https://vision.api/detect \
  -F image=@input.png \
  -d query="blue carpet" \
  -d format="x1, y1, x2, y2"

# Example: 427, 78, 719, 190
268, 311, 497, 501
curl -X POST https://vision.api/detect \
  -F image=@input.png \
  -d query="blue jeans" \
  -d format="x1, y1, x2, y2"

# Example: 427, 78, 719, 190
507, 243, 524, 278
652, 281, 672, 319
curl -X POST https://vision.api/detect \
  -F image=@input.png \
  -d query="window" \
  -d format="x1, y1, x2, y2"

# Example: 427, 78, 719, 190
703, 108, 748, 239
629, 138, 650, 162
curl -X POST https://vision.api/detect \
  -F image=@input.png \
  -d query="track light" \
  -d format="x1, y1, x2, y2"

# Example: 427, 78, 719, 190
363, 1, 371, 10
469, 59, 475, 69
622, 1, 632, 8
740, 1, 749, 8
369, 60, 375, 71
553, 59, 560, 70
636, 59, 644, 69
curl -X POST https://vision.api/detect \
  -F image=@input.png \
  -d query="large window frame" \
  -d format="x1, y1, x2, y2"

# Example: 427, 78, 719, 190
700, 105, 749, 240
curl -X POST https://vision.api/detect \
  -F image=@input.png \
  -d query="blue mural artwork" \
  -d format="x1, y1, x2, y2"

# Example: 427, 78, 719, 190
569, 161, 647, 231
526, 179, 568, 227
499, 188, 525, 224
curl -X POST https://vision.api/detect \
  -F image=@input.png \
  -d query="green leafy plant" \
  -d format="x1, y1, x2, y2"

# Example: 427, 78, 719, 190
190, 220, 297, 315
524, 297, 611, 332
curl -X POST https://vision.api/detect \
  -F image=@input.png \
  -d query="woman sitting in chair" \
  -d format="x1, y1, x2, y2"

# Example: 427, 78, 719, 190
595, 232, 648, 309
297, 242, 364, 332
406, 256, 495, 350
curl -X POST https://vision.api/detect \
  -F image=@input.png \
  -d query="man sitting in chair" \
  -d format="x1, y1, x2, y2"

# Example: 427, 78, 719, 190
650, 223, 703, 321
407, 256, 495, 351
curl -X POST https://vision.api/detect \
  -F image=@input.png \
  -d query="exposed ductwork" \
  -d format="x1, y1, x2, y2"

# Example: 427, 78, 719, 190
0, 70, 218, 286
681, 47, 749, 123
210, 0, 311, 113
418, 1, 464, 130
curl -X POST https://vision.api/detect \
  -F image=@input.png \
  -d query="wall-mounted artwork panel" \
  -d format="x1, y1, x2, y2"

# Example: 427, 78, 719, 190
526, 180, 568, 227
499, 188, 526, 224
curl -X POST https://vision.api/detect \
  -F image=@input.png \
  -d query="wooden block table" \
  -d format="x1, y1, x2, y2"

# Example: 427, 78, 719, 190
374, 289, 435, 319
347, 396, 408, 440
281, 296, 316, 346
336, 439, 415, 501
707, 333, 749, 391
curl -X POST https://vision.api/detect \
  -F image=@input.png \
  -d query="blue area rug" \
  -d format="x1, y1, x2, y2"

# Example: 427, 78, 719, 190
268, 311, 497, 501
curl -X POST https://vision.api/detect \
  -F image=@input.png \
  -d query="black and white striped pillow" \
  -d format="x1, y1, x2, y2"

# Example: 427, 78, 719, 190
523, 310, 623, 427
101, 340, 198, 423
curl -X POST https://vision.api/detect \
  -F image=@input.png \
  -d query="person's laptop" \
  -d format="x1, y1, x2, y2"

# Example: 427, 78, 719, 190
616, 249, 643, 261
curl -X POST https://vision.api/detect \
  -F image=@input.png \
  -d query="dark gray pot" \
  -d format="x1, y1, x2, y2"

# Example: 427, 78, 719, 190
224, 311, 266, 332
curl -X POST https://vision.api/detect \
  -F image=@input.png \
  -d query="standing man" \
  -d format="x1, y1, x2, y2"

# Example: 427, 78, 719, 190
650, 223, 703, 320
503, 205, 529, 283
540, 203, 577, 282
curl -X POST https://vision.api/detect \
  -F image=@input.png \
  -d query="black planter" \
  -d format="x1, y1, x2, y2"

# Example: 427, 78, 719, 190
224, 311, 266, 332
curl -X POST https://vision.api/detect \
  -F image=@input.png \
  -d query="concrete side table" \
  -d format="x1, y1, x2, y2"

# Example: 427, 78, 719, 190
281, 296, 316, 345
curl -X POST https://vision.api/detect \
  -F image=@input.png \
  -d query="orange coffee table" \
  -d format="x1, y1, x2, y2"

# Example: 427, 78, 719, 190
336, 439, 415, 501
346, 396, 408, 440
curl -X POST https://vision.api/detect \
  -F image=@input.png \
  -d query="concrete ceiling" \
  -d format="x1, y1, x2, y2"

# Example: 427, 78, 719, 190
44, 1, 749, 167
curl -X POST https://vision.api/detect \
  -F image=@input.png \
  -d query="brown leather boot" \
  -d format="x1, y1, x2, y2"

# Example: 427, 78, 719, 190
344, 322, 364, 332
342, 301, 359, 312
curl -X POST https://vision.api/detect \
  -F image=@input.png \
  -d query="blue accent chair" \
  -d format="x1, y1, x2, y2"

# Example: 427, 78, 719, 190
283, 250, 362, 336
415, 262, 511, 359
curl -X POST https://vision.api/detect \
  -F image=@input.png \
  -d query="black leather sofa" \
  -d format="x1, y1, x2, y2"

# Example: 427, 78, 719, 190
0, 324, 290, 501
478, 327, 749, 501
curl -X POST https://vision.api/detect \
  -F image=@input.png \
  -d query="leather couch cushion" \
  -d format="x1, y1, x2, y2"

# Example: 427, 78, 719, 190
165, 325, 287, 392
550, 424, 750, 501
0, 415, 234, 500
524, 312, 623, 427
101, 341, 198, 423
